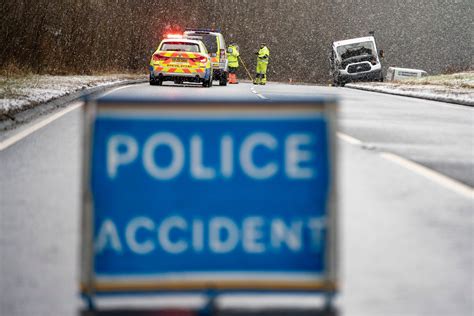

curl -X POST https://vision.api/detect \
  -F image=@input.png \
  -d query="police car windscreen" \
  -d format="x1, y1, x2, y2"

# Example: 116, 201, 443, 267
338, 41, 375, 60
161, 42, 200, 53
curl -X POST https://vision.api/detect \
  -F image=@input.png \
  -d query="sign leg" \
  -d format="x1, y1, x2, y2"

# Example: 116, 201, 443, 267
322, 292, 338, 316
200, 289, 217, 316
84, 294, 96, 312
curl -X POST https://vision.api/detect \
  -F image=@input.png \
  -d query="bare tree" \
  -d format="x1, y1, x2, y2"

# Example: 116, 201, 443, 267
1, 0, 471, 80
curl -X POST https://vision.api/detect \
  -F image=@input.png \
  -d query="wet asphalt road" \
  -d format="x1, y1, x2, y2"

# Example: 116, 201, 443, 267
0, 82, 473, 316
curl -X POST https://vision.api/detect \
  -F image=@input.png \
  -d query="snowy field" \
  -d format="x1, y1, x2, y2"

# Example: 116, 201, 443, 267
0, 74, 145, 116
347, 72, 474, 106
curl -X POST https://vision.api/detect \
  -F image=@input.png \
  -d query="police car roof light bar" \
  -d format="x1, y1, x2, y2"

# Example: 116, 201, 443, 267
166, 34, 183, 39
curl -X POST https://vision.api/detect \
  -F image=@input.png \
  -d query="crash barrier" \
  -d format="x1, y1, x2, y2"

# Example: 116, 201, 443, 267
81, 94, 338, 315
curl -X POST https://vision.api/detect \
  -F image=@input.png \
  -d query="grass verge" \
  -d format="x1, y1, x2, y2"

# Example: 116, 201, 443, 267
0, 74, 146, 117
395, 71, 473, 89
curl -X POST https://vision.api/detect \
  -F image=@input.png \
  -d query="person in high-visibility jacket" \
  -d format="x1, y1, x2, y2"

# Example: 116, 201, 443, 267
227, 43, 239, 84
254, 43, 270, 85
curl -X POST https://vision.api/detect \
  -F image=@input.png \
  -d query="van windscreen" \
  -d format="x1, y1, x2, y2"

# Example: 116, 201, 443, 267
189, 34, 217, 54
337, 41, 375, 60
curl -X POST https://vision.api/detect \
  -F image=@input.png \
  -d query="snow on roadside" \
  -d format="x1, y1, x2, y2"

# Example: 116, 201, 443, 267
346, 72, 474, 106
400, 71, 473, 89
0, 74, 145, 116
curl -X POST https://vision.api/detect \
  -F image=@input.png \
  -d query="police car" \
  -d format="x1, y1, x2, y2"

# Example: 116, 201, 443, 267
184, 28, 228, 86
149, 36, 213, 87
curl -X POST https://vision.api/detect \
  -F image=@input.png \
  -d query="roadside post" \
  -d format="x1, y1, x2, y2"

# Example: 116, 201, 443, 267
81, 94, 338, 314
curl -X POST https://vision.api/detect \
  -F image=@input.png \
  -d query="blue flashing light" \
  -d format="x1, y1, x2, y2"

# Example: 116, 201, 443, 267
185, 28, 222, 33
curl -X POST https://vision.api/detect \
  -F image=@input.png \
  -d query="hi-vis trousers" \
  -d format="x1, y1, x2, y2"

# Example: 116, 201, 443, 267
254, 60, 268, 84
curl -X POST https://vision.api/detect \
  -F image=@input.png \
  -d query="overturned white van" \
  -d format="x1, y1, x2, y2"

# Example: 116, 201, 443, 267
330, 36, 384, 86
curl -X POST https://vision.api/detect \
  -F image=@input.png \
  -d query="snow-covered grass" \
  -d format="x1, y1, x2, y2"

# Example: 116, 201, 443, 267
399, 71, 474, 89
0, 74, 145, 116
346, 71, 474, 106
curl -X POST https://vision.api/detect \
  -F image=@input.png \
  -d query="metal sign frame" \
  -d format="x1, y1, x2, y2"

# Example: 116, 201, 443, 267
80, 97, 338, 310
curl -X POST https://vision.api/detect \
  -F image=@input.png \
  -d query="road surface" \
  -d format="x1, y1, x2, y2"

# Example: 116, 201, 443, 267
1, 82, 473, 316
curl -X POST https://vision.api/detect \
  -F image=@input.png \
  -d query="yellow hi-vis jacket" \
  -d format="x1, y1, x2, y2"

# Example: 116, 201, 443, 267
257, 46, 270, 63
228, 45, 240, 68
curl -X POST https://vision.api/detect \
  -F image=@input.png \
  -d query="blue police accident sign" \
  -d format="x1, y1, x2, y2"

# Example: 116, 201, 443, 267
81, 98, 337, 295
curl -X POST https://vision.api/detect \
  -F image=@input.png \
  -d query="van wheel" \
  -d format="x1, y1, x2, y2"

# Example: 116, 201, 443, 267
334, 80, 345, 87
219, 72, 228, 86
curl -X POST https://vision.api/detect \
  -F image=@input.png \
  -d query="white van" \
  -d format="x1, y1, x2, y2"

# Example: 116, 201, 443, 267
330, 36, 384, 86
386, 67, 428, 81
184, 28, 229, 86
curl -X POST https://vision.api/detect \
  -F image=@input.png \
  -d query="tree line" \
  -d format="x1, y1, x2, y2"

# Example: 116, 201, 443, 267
1, 0, 471, 82
0, 0, 206, 74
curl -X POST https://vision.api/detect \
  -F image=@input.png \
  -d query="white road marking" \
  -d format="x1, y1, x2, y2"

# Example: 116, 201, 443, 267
379, 152, 474, 199
0, 102, 83, 151
347, 86, 470, 110
0, 84, 137, 152
250, 87, 268, 100
101, 84, 133, 96
336, 132, 473, 198
336, 132, 362, 145
2, 85, 471, 199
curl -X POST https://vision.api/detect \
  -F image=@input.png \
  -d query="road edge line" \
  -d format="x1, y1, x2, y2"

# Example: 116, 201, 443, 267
379, 152, 473, 199
336, 132, 362, 145
0, 103, 83, 151
336, 132, 473, 198
0, 83, 144, 151
345, 84, 473, 107
0, 78, 147, 132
